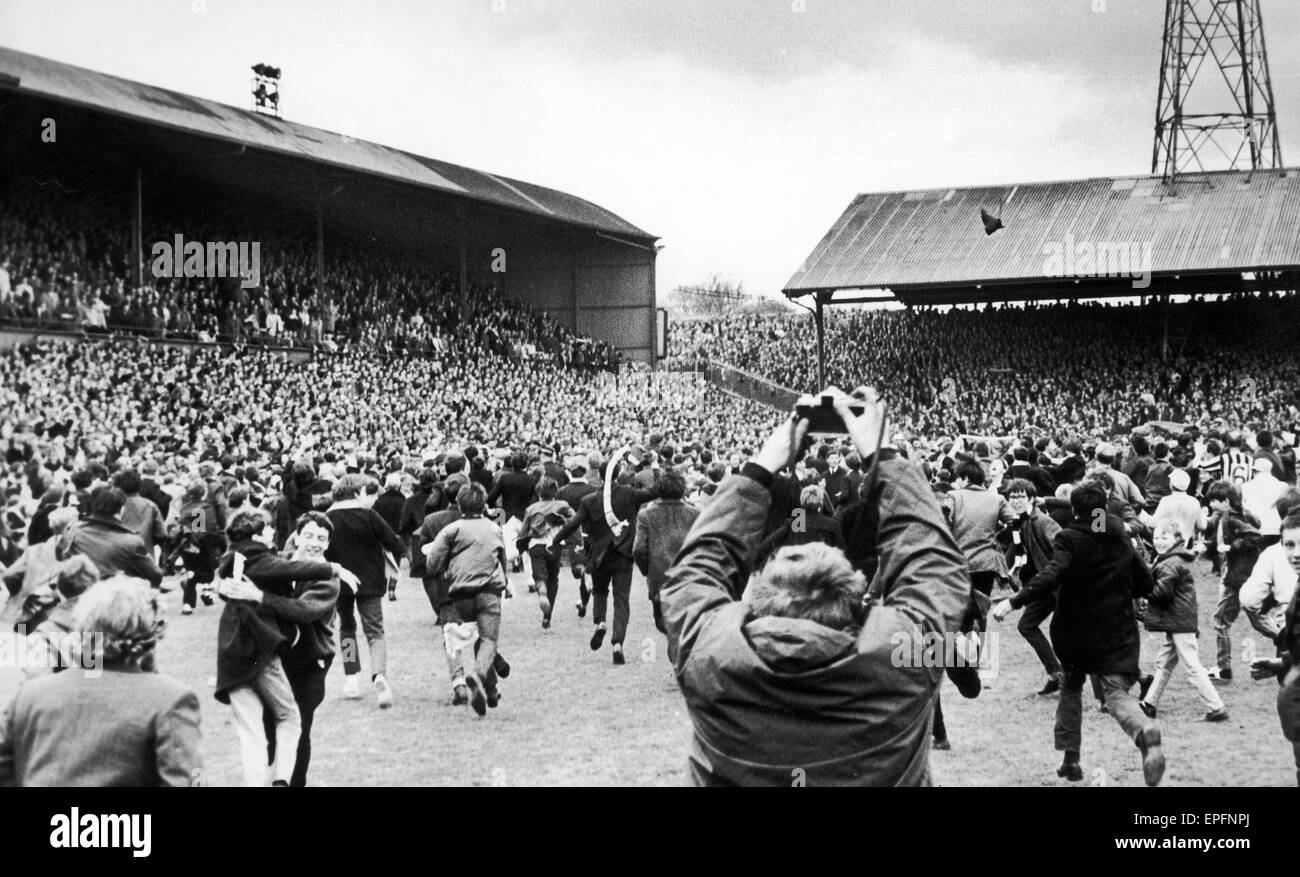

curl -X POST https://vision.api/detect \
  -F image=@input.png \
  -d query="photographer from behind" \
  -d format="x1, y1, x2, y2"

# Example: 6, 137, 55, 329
659, 388, 972, 786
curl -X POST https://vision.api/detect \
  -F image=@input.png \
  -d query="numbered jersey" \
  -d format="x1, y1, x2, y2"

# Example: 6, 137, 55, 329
1222, 449, 1253, 485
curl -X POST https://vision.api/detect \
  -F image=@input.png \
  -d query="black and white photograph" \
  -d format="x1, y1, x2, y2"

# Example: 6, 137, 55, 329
0, 0, 1297, 841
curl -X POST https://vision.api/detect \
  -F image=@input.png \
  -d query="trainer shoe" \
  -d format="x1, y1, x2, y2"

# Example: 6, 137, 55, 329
528, 584, 538, 594
486, 687, 501, 709
1207, 667, 1232, 683
1136, 727, 1165, 787
1139, 700, 1157, 719
590, 623, 607, 651
932, 738, 951, 752
343, 675, 362, 700
612, 643, 625, 665
374, 674, 393, 709
542, 614, 551, 630
493, 653, 511, 678
181, 605, 194, 616
465, 674, 488, 717
503, 586, 514, 599
1205, 708, 1230, 722
387, 581, 397, 601
1036, 674, 1062, 696
452, 685, 468, 706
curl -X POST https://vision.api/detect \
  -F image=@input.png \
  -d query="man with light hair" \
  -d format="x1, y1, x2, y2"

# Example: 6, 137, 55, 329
660, 390, 971, 786
0, 575, 202, 786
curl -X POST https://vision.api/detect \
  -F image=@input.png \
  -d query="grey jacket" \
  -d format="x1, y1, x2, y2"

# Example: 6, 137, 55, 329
944, 486, 1015, 574
425, 516, 507, 598
633, 499, 700, 599
68, 515, 163, 587
661, 458, 971, 787
0, 666, 202, 786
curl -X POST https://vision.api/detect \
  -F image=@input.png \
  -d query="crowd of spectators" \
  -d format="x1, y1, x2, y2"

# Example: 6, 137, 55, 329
0, 197, 621, 370
669, 293, 1300, 440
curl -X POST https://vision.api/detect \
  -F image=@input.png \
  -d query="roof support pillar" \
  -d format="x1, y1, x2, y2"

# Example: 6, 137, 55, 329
134, 166, 143, 290
815, 293, 826, 390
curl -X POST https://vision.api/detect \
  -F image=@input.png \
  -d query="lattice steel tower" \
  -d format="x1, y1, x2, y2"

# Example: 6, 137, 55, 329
1152, 0, 1283, 179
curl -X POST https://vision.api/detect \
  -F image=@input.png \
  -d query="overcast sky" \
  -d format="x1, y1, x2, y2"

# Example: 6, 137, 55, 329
4, 0, 1298, 297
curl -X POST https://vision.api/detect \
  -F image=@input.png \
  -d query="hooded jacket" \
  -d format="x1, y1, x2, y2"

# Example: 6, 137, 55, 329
1009, 513, 1154, 675
1145, 548, 1198, 634
660, 457, 970, 787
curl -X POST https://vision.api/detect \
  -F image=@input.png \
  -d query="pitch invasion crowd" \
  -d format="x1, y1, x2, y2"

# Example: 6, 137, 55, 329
0, 302, 1296, 785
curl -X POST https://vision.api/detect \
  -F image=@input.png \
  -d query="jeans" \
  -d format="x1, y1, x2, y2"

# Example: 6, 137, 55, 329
1018, 597, 1062, 676
528, 544, 560, 612
1056, 669, 1154, 753
1144, 632, 1224, 712
337, 588, 386, 678
591, 550, 633, 645
265, 651, 331, 787
228, 654, 301, 786
442, 592, 502, 690
1213, 583, 1241, 673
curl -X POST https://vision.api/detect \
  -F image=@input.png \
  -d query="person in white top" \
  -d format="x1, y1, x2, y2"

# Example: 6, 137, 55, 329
1240, 501, 1300, 641
1152, 469, 1206, 549
1242, 457, 1288, 546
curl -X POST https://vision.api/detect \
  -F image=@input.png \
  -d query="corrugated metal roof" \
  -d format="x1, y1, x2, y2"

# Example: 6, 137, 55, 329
784, 170, 1300, 295
0, 46, 655, 241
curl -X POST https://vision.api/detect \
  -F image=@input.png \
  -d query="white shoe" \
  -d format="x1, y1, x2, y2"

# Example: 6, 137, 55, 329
181, 605, 193, 616
343, 675, 362, 699
374, 674, 393, 709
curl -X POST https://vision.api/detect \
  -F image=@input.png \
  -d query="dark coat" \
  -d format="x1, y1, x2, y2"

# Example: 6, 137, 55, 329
660, 458, 971, 787
139, 477, 172, 518
757, 509, 844, 565
372, 488, 406, 538
1007, 463, 1056, 499
553, 483, 656, 565
68, 515, 163, 587
325, 506, 404, 597
633, 498, 700, 599
487, 470, 538, 521
1010, 513, 1155, 676
1220, 509, 1262, 590
259, 573, 341, 663
214, 540, 334, 703
1145, 548, 1198, 634
1049, 455, 1086, 488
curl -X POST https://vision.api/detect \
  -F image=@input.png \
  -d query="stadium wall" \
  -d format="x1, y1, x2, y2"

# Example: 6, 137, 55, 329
482, 224, 656, 362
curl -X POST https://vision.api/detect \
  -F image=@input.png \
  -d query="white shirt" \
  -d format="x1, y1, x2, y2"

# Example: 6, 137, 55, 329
1239, 543, 1298, 635
1153, 491, 1206, 544
1242, 473, 1287, 536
